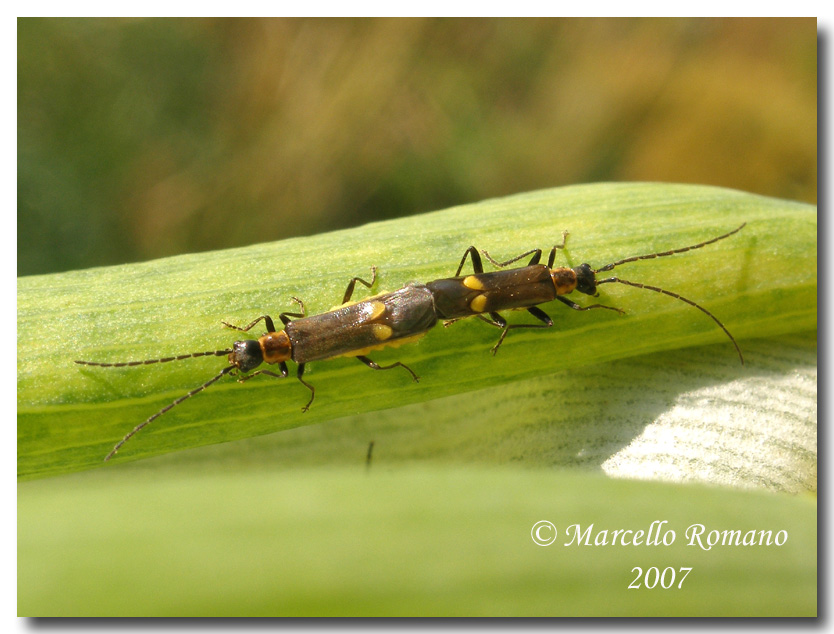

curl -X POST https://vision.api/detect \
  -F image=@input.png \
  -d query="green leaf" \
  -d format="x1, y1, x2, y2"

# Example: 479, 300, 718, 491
154, 330, 817, 494
18, 467, 816, 616
17, 183, 817, 616
18, 183, 815, 478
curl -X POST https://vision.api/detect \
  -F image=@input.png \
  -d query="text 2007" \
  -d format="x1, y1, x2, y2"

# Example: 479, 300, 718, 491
628, 567, 692, 589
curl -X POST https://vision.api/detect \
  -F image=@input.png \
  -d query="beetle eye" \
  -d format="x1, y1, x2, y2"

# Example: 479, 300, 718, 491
230, 340, 263, 372
573, 263, 597, 296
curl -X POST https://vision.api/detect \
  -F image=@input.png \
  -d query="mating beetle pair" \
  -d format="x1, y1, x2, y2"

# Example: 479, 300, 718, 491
77, 224, 745, 461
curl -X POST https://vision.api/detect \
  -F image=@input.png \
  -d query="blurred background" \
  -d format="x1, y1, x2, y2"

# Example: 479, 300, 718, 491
18, 17, 816, 276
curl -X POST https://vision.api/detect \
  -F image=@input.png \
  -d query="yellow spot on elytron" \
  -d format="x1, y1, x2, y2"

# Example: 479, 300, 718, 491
372, 324, 393, 341
463, 275, 486, 290
470, 294, 488, 313
369, 301, 387, 320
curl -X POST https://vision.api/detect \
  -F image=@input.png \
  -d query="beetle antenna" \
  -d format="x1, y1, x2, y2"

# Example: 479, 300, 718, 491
103, 365, 235, 461
596, 223, 746, 273
75, 349, 233, 368
595, 276, 743, 365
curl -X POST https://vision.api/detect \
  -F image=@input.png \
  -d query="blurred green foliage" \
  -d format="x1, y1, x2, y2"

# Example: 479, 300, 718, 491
18, 17, 816, 275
